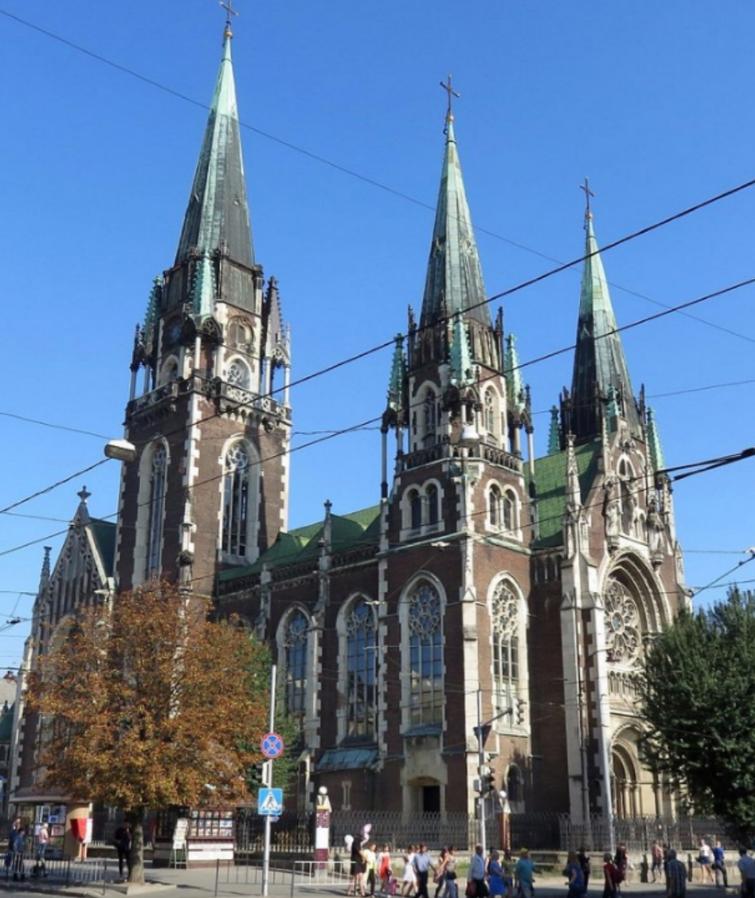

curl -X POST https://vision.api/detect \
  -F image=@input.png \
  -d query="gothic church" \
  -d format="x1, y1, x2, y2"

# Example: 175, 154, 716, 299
12, 22, 687, 829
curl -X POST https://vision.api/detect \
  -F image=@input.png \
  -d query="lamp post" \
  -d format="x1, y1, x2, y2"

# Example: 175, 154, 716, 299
314, 786, 331, 871
103, 439, 137, 463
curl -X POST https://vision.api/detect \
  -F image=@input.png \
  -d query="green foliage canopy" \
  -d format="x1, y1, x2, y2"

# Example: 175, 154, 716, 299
639, 588, 755, 844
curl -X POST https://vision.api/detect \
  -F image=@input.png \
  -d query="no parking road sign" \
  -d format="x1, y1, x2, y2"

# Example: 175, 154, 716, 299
260, 732, 285, 759
257, 788, 284, 816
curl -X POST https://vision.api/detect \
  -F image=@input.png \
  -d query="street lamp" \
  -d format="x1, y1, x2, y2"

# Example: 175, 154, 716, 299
103, 439, 137, 463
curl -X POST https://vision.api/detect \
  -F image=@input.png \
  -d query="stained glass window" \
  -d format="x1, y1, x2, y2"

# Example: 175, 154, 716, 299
284, 610, 309, 718
345, 600, 377, 738
222, 442, 250, 556
408, 583, 443, 726
492, 581, 519, 716
146, 445, 167, 577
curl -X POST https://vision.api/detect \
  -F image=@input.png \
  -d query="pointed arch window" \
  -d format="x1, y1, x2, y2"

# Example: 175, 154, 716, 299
484, 389, 499, 440
503, 490, 517, 532
409, 489, 422, 530
408, 582, 443, 726
492, 581, 519, 717
489, 484, 502, 527
222, 442, 250, 557
426, 484, 439, 525
159, 357, 179, 386
423, 389, 438, 447
146, 445, 167, 578
345, 600, 377, 739
227, 358, 251, 390
228, 319, 253, 350
284, 610, 308, 719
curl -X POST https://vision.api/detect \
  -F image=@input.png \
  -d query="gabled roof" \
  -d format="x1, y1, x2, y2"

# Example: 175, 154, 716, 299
528, 441, 600, 548
218, 505, 381, 583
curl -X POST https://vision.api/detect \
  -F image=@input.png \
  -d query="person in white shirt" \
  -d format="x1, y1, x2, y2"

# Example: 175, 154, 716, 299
468, 845, 488, 897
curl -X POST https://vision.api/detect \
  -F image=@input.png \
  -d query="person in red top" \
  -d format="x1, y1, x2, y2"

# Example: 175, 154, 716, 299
603, 852, 620, 898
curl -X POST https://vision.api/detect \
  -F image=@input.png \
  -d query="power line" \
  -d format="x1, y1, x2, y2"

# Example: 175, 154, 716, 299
2, 6, 753, 351
0, 459, 109, 518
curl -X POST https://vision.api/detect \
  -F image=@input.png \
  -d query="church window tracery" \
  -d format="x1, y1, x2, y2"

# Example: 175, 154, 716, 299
146, 445, 167, 578
426, 484, 439, 525
489, 484, 502, 527
222, 442, 250, 557
503, 490, 517, 532
492, 581, 519, 716
345, 599, 377, 739
422, 388, 438, 447
408, 582, 443, 726
283, 610, 308, 719
226, 357, 251, 389
409, 489, 422, 530
604, 578, 641, 665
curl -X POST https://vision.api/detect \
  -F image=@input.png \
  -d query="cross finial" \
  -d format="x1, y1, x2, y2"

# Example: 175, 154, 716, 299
219, 0, 238, 37
77, 485, 91, 503
580, 177, 595, 223
440, 74, 460, 129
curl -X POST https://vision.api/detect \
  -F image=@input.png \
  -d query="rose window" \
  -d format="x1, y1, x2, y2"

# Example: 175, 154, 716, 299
492, 583, 517, 639
604, 579, 641, 664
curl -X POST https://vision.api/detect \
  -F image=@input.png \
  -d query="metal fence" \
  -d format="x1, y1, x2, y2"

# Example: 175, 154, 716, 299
559, 814, 734, 853
213, 859, 353, 898
2, 850, 112, 890
235, 808, 314, 857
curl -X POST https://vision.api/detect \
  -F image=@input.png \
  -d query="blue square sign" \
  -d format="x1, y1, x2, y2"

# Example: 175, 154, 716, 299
257, 788, 284, 816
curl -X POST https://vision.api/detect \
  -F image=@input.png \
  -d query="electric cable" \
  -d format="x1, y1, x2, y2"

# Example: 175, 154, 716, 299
1, 6, 753, 350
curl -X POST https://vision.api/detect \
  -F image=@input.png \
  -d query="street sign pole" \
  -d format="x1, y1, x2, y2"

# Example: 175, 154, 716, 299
261, 664, 276, 898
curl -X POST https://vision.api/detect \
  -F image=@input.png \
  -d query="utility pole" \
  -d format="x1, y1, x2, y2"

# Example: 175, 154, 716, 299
261, 664, 276, 898
476, 688, 486, 854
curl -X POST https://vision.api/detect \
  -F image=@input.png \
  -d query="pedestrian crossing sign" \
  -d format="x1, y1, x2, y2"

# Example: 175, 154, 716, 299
257, 788, 284, 816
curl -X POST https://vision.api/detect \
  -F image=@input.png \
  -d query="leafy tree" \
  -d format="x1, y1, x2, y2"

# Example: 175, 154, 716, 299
639, 587, 755, 844
27, 581, 268, 883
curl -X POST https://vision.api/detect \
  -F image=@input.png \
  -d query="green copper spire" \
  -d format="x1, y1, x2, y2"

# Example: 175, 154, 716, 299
505, 333, 524, 412
646, 407, 666, 472
144, 275, 162, 339
449, 312, 473, 386
386, 334, 407, 413
570, 203, 639, 440
420, 106, 490, 329
175, 25, 253, 268
192, 252, 216, 318
548, 406, 560, 455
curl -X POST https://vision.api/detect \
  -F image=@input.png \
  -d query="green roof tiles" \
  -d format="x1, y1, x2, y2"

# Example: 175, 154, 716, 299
528, 441, 600, 548
218, 504, 381, 583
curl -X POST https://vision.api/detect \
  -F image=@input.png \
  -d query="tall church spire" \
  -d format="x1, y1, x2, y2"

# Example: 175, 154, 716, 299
175, 23, 254, 268
420, 80, 490, 330
569, 193, 639, 441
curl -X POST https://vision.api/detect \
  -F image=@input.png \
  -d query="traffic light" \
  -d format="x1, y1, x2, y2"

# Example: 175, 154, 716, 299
477, 764, 496, 795
516, 697, 527, 725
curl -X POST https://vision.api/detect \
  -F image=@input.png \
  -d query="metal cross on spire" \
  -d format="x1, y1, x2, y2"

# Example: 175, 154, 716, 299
219, 0, 238, 36
580, 177, 595, 223
440, 74, 460, 129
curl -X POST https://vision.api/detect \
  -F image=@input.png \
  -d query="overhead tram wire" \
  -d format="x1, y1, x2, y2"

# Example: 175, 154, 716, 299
1, 7, 754, 349
0, 272, 754, 543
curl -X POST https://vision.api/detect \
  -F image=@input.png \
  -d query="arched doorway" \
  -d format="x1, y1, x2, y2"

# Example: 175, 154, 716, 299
611, 744, 638, 818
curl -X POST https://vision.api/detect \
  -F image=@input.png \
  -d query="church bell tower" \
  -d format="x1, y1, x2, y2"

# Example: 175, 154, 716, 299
115, 17, 292, 595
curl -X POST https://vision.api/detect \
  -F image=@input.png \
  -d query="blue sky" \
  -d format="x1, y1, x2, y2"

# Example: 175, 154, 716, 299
0, 1, 754, 670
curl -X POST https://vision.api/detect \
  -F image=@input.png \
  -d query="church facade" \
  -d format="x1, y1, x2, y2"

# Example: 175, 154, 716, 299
13, 22, 688, 828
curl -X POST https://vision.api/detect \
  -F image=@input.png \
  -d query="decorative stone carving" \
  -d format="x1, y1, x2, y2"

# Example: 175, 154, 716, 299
604, 579, 641, 665
647, 496, 665, 565
604, 477, 620, 545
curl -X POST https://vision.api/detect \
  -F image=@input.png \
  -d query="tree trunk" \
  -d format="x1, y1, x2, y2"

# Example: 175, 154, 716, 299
125, 807, 146, 885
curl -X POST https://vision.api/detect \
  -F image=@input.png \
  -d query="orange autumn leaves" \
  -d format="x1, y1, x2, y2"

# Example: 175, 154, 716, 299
27, 581, 269, 812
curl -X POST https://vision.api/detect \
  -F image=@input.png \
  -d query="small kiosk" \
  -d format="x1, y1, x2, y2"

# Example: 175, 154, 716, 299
153, 807, 234, 867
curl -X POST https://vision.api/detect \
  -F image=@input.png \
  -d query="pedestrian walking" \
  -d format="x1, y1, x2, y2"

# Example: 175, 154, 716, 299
401, 846, 417, 897
602, 852, 620, 898
514, 848, 535, 898
651, 842, 663, 883
12, 825, 27, 882
364, 842, 378, 896
488, 850, 506, 898
413, 843, 435, 898
468, 845, 489, 898
564, 850, 586, 898
577, 847, 591, 892
698, 838, 714, 884
444, 847, 459, 898
378, 844, 393, 895
33, 822, 49, 877
113, 823, 133, 881
712, 839, 727, 888
737, 848, 755, 898
665, 849, 687, 898
434, 848, 449, 898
